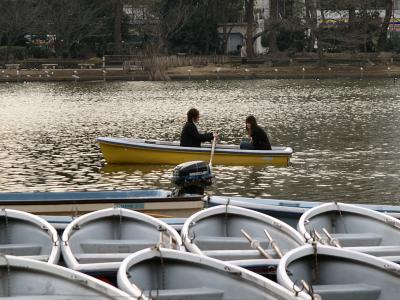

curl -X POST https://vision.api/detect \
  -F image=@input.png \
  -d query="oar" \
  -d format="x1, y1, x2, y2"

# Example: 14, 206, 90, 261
264, 229, 284, 258
241, 229, 272, 259
322, 228, 342, 248
209, 137, 217, 168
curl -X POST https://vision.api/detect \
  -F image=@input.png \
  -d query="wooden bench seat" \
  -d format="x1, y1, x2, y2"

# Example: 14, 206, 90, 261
313, 283, 381, 300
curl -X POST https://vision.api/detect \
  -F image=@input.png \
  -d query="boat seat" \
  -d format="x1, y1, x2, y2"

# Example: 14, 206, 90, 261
313, 283, 381, 300
380, 255, 400, 263
145, 287, 224, 300
0, 244, 42, 256
346, 245, 400, 257
194, 236, 269, 250
330, 233, 382, 247
23, 254, 50, 262
0, 297, 96, 299
75, 253, 131, 263
80, 239, 157, 253
203, 249, 278, 260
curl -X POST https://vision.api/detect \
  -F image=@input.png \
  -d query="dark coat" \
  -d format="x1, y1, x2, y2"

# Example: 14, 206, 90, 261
180, 122, 213, 147
251, 125, 272, 150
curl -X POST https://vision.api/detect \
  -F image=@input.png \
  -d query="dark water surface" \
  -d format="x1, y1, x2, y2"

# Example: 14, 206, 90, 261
0, 79, 399, 204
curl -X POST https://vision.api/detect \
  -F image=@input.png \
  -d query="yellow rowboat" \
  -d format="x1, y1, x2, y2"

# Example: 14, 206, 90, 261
97, 137, 293, 166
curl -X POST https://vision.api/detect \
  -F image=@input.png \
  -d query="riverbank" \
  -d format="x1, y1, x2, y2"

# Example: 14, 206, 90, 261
0, 64, 399, 82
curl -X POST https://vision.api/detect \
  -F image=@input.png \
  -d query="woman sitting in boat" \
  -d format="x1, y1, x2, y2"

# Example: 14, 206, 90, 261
240, 115, 272, 150
180, 108, 218, 147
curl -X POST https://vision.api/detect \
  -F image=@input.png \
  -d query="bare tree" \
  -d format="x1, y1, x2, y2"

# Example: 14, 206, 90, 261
113, 0, 123, 54
0, 0, 42, 63
41, 0, 110, 58
244, 0, 256, 57
378, 0, 393, 51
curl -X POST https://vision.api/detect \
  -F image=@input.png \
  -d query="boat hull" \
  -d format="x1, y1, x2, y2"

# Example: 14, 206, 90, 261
98, 137, 292, 166
0, 190, 203, 218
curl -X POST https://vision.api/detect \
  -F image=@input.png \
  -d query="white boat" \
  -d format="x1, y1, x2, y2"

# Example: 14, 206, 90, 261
298, 202, 400, 262
62, 208, 183, 274
277, 244, 400, 300
206, 196, 400, 227
117, 248, 306, 300
0, 255, 131, 299
181, 205, 305, 273
0, 208, 60, 264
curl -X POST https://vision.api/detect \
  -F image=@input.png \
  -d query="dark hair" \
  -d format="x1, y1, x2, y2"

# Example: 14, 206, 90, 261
245, 115, 257, 128
187, 108, 199, 122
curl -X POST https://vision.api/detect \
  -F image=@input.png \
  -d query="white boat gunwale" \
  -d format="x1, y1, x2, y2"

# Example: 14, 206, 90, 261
0, 255, 131, 299
0, 208, 60, 264
277, 244, 400, 300
117, 247, 303, 299
297, 202, 400, 238
181, 205, 305, 256
97, 137, 293, 156
62, 207, 184, 272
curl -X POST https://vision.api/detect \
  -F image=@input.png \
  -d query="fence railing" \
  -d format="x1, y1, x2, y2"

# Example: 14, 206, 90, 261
106, 55, 230, 70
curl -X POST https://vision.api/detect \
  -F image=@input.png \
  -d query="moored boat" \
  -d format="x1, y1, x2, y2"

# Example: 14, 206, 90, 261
0, 208, 60, 264
206, 196, 400, 227
117, 247, 306, 300
277, 244, 400, 300
62, 207, 183, 274
181, 205, 305, 274
97, 137, 293, 166
0, 255, 131, 299
0, 189, 203, 218
298, 202, 400, 262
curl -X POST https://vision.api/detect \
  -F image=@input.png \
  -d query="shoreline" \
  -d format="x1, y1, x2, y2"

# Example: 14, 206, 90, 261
0, 64, 398, 82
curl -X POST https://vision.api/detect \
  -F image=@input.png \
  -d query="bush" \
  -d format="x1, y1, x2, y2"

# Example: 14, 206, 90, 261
27, 46, 55, 59
0, 46, 28, 61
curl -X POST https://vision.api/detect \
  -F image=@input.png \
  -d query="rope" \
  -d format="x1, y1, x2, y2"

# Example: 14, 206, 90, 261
224, 199, 230, 237
334, 201, 348, 233
4, 209, 10, 246
311, 240, 319, 285
118, 209, 122, 240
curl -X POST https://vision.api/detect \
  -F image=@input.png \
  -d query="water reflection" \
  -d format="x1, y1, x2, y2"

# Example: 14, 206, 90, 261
0, 79, 399, 204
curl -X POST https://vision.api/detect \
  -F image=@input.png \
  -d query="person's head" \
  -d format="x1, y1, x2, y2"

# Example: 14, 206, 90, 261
187, 108, 200, 123
245, 115, 257, 130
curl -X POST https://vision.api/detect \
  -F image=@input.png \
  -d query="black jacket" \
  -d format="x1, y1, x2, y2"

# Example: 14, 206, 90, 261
251, 125, 272, 150
180, 122, 213, 147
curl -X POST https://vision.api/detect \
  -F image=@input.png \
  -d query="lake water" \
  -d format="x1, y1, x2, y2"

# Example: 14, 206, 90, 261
0, 79, 399, 204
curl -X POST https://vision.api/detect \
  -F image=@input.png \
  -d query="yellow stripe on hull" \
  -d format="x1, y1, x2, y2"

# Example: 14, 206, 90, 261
99, 142, 290, 166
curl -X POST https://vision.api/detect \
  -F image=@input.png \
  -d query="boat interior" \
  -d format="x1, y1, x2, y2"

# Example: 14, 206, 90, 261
188, 214, 302, 261
122, 138, 287, 151
67, 216, 180, 265
303, 211, 400, 261
0, 216, 55, 262
0, 264, 120, 299
125, 256, 289, 300
286, 254, 399, 300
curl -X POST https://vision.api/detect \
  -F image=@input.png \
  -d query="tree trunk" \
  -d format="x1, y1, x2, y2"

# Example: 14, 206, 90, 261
268, 0, 278, 54
113, 0, 123, 54
244, 0, 255, 57
378, 0, 393, 51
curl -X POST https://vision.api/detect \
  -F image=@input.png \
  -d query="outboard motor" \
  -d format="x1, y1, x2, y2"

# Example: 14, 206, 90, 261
172, 161, 213, 195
